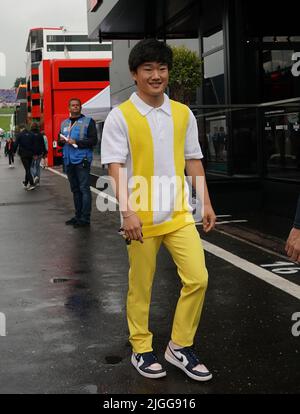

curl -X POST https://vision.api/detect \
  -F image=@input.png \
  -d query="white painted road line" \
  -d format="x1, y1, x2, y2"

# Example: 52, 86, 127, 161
215, 227, 290, 260
202, 239, 300, 300
215, 220, 248, 225
47, 167, 67, 179
195, 220, 248, 225
47, 167, 118, 203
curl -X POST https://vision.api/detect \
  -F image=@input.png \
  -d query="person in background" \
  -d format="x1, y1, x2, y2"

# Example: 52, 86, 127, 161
5, 137, 15, 167
58, 98, 97, 228
285, 195, 300, 263
14, 124, 35, 190
30, 123, 47, 186
40, 131, 48, 169
218, 126, 226, 160
212, 126, 220, 161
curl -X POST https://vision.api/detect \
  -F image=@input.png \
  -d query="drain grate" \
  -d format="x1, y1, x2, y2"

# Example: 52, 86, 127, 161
50, 278, 87, 289
51, 278, 71, 283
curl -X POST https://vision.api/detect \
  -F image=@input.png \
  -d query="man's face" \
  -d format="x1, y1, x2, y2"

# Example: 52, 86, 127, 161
69, 100, 81, 116
131, 62, 169, 98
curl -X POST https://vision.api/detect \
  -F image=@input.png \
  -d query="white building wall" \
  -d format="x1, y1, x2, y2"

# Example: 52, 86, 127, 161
42, 50, 112, 60
42, 29, 112, 60
26, 28, 112, 72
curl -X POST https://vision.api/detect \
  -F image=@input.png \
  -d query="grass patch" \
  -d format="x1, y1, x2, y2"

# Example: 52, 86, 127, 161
0, 115, 12, 132
0, 107, 14, 115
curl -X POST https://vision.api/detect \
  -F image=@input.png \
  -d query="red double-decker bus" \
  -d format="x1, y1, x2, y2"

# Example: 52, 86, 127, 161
39, 58, 111, 166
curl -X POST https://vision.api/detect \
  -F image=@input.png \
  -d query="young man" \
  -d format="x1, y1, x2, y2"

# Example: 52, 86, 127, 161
58, 98, 98, 228
101, 39, 216, 381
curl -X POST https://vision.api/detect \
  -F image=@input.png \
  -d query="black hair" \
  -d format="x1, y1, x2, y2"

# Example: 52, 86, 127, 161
69, 98, 82, 107
30, 122, 40, 132
128, 39, 173, 72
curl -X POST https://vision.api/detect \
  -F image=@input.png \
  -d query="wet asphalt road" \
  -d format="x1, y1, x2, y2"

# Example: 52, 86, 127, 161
0, 154, 299, 394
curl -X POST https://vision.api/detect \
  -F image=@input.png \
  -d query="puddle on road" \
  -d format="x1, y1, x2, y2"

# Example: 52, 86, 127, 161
73, 270, 91, 275
105, 356, 123, 365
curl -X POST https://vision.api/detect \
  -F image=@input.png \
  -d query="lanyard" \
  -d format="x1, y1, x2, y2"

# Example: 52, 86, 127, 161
67, 120, 78, 138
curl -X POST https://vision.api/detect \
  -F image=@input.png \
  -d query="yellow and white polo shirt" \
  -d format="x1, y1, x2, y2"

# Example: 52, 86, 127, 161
101, 93, 203, 238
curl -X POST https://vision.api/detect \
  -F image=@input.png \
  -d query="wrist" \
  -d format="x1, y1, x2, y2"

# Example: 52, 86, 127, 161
203, 202, 212, 208
122, 211, 136, 219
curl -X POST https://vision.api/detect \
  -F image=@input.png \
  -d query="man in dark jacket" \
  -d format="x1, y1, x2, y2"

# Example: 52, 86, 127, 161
14, 125, 36, 190
58, 98, 98, 227
30, 123, 47, 185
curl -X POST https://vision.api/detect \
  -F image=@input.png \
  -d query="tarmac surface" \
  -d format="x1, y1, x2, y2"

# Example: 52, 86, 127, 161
0, 153, 299, 394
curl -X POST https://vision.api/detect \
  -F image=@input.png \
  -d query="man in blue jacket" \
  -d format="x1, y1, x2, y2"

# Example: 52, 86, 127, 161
58, 98, 98, 228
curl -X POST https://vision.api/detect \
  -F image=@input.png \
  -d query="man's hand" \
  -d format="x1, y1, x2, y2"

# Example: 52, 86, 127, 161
285, 227, 300, 263
68, 139, 76, 145
202, 203, 216, 233
123, 213, 144, 243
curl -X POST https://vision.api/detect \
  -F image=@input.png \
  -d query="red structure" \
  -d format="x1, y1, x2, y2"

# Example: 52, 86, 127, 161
30, 67, 41, 119
39, 59, 111, 166
26, 27, 62, 125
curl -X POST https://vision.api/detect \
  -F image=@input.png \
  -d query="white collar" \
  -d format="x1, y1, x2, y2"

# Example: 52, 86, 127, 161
130, 92, 171, 117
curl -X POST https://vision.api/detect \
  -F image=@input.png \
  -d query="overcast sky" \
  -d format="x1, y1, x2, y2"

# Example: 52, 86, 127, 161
0, 0, 88, 89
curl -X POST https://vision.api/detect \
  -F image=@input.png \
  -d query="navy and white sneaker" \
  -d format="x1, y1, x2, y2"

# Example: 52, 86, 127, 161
165, 341, 212, 381
131, 351, 167, 379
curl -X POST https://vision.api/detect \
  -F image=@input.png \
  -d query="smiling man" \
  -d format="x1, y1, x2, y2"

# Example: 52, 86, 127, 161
101, 39, 216, 381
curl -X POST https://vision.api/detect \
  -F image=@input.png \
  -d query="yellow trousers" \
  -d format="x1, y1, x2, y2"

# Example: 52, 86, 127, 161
126, 224, 208, 353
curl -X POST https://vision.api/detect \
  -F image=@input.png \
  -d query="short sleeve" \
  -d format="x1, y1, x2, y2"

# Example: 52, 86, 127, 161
184, 109, 203, 160
101, 108, 129, 164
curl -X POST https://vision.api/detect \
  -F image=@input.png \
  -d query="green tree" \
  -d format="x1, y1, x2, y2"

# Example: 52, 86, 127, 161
169, 46, 202, 105
14, 77, 26, 88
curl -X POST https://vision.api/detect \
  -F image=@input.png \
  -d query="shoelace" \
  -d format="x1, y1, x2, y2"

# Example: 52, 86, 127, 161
180, 347, 200, 367
137, 351, 158, 365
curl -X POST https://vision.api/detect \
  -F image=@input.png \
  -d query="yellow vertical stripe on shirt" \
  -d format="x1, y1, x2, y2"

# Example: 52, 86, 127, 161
119, 100, 154, 227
